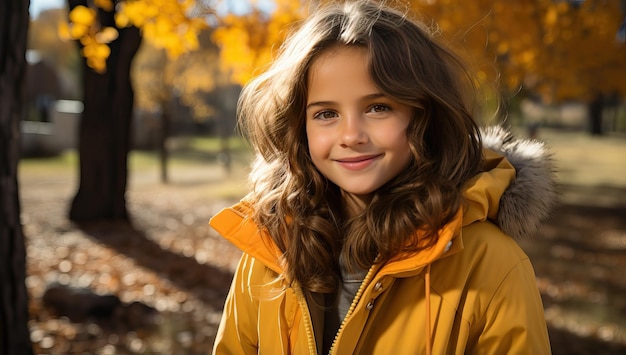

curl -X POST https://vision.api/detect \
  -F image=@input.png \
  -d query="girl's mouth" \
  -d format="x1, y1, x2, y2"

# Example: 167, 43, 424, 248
335, 154, 383, 170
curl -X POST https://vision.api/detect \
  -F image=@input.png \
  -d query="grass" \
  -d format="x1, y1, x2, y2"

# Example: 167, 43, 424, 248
18, 136, 253, 175
18, 136, 253, 204
183, 136, 250, 153
19, 151, 77, 175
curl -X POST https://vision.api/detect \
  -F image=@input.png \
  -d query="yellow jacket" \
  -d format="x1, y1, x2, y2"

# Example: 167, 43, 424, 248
210, 129, 554, 354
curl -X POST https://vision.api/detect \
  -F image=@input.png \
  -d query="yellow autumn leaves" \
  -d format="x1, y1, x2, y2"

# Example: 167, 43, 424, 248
211, 0, 305, 84
116, 0, 208, 58
408, 0, 626, 102
60, 0, 626, 104
58, 4, 116, 72
59, 0, 207, 73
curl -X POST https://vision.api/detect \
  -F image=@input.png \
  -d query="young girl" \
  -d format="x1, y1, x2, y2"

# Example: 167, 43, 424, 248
210, 1, 554, 354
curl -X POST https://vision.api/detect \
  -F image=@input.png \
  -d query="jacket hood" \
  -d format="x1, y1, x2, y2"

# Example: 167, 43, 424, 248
465, 125, 557, 239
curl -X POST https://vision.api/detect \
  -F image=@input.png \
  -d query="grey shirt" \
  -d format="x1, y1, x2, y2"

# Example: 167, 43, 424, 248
321, 259, 367, 354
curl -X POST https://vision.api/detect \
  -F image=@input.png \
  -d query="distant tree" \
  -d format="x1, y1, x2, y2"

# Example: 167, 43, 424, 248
438, 0, 626, 106
133, 29, 224, 124
0, 0, 34, 353
62, 0, 209, 220
132, 29, 227, 183
66, 0, 142, 221
409, 0, 626, 131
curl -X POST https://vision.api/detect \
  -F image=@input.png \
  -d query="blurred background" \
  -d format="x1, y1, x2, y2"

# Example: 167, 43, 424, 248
9, 0, 626, 353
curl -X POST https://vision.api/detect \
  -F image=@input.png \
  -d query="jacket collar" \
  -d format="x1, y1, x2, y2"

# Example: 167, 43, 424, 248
209, 201, 285, 274
376, 209, 464, 277
210, 202, 465, 277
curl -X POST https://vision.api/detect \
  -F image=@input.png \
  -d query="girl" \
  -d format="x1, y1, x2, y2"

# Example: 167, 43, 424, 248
210, 1, 554, 354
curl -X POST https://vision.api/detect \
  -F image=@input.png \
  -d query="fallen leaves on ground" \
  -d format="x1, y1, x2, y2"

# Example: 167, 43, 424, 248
20, 156, 626, 354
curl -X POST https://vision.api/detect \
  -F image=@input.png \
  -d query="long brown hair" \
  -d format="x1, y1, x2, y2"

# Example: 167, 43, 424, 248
238, 0, 483, 293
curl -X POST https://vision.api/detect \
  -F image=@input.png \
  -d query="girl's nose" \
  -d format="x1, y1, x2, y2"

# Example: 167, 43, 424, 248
339, 113, 368, 148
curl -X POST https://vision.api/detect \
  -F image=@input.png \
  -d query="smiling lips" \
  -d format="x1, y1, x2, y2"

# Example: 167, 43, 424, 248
334, 154, 383, 170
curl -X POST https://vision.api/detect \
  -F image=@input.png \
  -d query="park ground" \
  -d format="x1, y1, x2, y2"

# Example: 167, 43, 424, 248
19, 128, 626, 354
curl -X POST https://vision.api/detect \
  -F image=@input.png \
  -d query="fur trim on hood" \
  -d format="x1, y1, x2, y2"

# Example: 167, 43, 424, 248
480, 126, 557, 239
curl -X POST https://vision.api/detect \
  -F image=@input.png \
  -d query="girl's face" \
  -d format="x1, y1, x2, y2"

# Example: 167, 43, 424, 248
305, 45, 413, 207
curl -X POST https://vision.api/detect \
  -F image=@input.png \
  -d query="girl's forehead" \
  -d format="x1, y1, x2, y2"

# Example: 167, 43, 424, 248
310, 45, 369, 72
308, 46, 370, 81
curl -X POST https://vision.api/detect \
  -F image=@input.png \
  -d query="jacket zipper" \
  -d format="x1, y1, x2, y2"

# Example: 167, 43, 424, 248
327, 263, 379, 355
228, 204, 320, 352
294, 285, 319, 355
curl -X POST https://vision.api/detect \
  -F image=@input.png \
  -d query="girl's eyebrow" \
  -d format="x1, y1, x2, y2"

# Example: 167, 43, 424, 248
306, 93, 387, 110
306, 100, 334, 111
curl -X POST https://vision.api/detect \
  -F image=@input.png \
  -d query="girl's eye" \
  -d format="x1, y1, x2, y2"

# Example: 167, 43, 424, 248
368, 104, 391, 113
313, 110, 337, 120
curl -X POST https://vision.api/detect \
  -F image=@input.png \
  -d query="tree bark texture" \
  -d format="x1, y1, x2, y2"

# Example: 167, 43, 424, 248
68, 0, 142, 221
0, 0, 34, 353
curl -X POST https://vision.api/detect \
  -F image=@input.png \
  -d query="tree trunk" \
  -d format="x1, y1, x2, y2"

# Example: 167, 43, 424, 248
159, 100, 170, 184
68, 1, 142, 221
0, 0, 34, 353
589, 93, 604, 136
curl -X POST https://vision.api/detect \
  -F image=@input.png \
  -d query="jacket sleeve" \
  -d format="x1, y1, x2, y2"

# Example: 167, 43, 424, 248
471, 258, 552, 355
213, 253, 259, 355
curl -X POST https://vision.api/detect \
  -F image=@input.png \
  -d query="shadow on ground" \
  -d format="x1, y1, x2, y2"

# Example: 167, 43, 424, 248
519, 184, 626, 354
75, 220, 233, 306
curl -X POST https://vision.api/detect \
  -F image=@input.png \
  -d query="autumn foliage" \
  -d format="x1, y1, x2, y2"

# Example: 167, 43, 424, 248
211, 0, 626, 104
407, 0, 626, 103
60, 0, 209, 72
211, 0, 306, 84
63, 0, 625, 104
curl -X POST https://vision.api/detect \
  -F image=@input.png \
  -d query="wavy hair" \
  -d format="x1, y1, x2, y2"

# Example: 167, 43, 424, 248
238, 0, 483, 294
